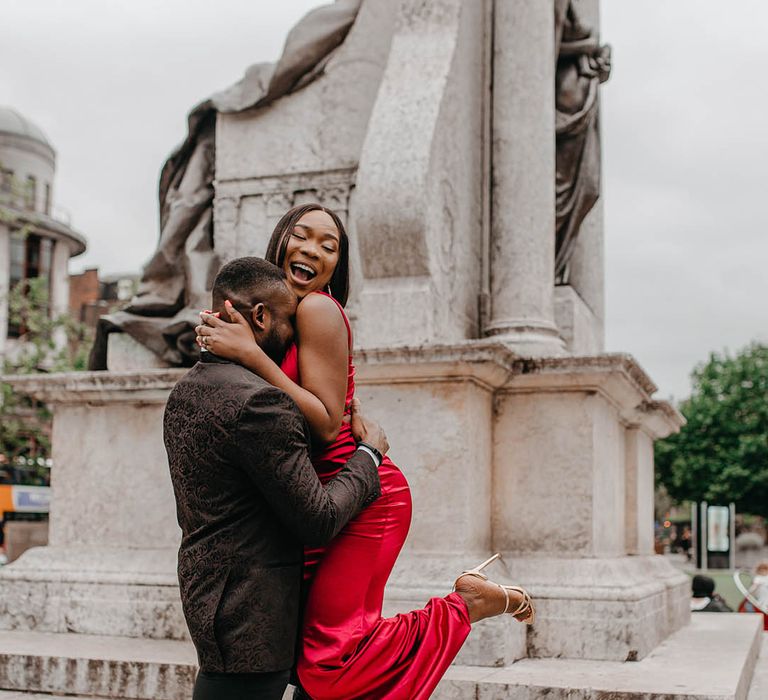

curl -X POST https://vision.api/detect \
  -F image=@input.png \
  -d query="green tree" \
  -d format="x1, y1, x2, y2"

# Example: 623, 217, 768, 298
655, 343, 768, 517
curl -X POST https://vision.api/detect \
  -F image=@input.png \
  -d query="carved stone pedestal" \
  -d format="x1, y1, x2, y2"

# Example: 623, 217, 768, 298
0, 347, 760, 698
355, 343, 689, 664
0, 370, 187, 641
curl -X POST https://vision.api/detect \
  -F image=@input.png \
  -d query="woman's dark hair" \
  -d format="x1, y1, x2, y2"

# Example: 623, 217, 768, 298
264, 203, 350, 307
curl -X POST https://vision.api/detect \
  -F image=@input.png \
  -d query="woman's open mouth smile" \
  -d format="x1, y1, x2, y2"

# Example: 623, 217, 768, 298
289, 261, 318, 285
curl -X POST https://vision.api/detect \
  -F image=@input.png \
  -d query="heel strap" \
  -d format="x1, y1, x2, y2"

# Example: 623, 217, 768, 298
504, 585, 533, 620
497, 583, 511, 614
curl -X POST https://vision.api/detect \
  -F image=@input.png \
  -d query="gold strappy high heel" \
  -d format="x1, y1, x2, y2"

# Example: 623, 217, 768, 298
454, 553, 535, 624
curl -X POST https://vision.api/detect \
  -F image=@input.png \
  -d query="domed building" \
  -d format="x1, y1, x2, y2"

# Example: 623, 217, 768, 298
0, 106, 86, 355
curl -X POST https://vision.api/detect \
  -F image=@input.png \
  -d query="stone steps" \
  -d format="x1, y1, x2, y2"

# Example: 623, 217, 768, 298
433, 614, 764, 700
0, 694, 111, 699
0, 616, 763, 700
0, 631, 196, 700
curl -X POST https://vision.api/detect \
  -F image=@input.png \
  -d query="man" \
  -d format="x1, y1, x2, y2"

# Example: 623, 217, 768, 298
690, 574, 733, 613
164, 257, 386, 699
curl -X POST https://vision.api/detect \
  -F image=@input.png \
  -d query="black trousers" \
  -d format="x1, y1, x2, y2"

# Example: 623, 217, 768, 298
193, 670, 290, 700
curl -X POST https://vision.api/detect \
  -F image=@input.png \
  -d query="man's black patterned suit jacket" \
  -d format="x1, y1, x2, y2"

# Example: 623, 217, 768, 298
164, 352, 381, 674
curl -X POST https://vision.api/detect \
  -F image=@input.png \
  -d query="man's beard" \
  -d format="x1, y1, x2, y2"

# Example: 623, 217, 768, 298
261, 325, 289, 366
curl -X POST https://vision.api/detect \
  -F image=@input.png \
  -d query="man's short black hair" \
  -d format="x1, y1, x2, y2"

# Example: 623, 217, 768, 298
212, 257, 288, 311
692, 574, 715, 598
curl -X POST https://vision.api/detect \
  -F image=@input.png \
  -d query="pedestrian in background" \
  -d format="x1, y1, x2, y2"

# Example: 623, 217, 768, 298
691, 574, 733, 612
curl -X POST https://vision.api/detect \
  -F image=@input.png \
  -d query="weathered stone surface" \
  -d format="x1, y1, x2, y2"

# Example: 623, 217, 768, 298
0, 547, 186, 640
0, 372, 186, 641
214, 0, 398, 276
2, 346, 686, 665
554, 284, 603, 355
356, 344, 685, 662
0, 619, 760, 700
106, 333, 173, 371
353, 0, 486, 347
434, 614, 764, 700
0, 631, 196, 700
216, 0, 397, 184
4, 369, 183, 551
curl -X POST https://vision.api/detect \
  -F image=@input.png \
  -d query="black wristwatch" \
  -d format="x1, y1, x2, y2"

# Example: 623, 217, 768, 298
356, 441, 383, 467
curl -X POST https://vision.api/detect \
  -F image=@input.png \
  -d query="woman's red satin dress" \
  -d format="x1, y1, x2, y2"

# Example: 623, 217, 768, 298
280, 292, 470, 700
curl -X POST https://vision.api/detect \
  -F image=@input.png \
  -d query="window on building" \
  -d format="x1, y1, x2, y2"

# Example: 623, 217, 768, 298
1, 168, 14, 195
25, 176, 37, 211
7, 233, 54, 338
44, 183, 51, 215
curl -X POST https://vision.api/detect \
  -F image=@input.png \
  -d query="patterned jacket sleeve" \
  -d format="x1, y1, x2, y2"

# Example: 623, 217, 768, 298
236, 385, 381, 545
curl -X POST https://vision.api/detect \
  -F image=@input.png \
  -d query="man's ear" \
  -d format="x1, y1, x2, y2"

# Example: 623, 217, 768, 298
251, 302, 266, 331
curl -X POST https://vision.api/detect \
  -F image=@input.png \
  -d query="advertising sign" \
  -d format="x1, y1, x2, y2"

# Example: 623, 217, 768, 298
707, 505, 730, 552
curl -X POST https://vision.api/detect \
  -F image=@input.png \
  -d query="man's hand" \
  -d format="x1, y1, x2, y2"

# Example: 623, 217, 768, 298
346, 398, 389, 456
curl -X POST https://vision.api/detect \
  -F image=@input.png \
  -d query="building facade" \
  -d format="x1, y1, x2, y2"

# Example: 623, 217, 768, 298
69, 268, 138, 330
0, 106, 86, 357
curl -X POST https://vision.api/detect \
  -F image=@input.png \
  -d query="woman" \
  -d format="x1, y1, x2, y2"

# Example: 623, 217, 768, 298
196, 204, 533, 699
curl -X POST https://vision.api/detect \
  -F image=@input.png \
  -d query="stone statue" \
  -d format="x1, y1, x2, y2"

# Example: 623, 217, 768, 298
89, 0, 363, 369
88, 0, 611, 369
554, 0, 611, 284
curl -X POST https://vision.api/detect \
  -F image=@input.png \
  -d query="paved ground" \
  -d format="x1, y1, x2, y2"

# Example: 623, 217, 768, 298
747, 633, 768, 700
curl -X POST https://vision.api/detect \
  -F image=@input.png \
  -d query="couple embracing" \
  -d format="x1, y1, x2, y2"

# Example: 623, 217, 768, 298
164, 204, 534, 700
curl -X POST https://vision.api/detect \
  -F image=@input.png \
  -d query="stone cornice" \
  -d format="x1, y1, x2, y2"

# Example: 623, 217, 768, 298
356, 340, 518, 390
504, 353, 683, 438
357, 343, 684, 438
2, 345, 684, 436
510, 353, 658, 396
0, 204, 87, 256
214, 165, 357, 193
2, 369, 186, 405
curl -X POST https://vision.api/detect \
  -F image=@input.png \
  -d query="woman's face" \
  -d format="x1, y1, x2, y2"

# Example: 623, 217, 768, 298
282, 209, 341, 299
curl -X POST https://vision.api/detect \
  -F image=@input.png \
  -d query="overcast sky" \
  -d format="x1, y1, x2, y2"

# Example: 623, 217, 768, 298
2, 1, 767, 400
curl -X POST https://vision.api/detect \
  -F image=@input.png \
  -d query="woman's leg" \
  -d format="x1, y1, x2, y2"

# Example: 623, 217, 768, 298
297, 465, 471, 700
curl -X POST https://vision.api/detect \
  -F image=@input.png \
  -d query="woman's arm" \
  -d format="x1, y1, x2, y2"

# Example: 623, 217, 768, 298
198, 295, 348, 445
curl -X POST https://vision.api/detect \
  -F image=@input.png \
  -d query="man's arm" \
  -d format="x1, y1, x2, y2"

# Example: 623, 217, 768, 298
236, 386, 381, 546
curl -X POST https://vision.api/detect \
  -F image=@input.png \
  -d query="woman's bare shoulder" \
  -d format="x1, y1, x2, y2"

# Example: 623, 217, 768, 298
296, 293, 347, 338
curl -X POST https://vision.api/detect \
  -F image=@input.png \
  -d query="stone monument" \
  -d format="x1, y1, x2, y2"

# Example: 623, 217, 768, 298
1, 1, 763, 698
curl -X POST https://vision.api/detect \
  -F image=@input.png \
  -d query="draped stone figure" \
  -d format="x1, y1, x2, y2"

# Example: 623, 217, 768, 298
89, 0, 363, 369
554, 0, 611, 284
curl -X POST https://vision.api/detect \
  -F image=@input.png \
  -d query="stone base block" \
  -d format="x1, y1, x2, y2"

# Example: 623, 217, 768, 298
0, 631, 196, 700
383, 553, 690, 663
434, 614, 764, 700
513, 554, 691, 661
0, 546, 187, 641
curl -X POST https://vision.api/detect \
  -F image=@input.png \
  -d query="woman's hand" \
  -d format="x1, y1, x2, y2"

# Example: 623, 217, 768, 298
195, 301, 265, 368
